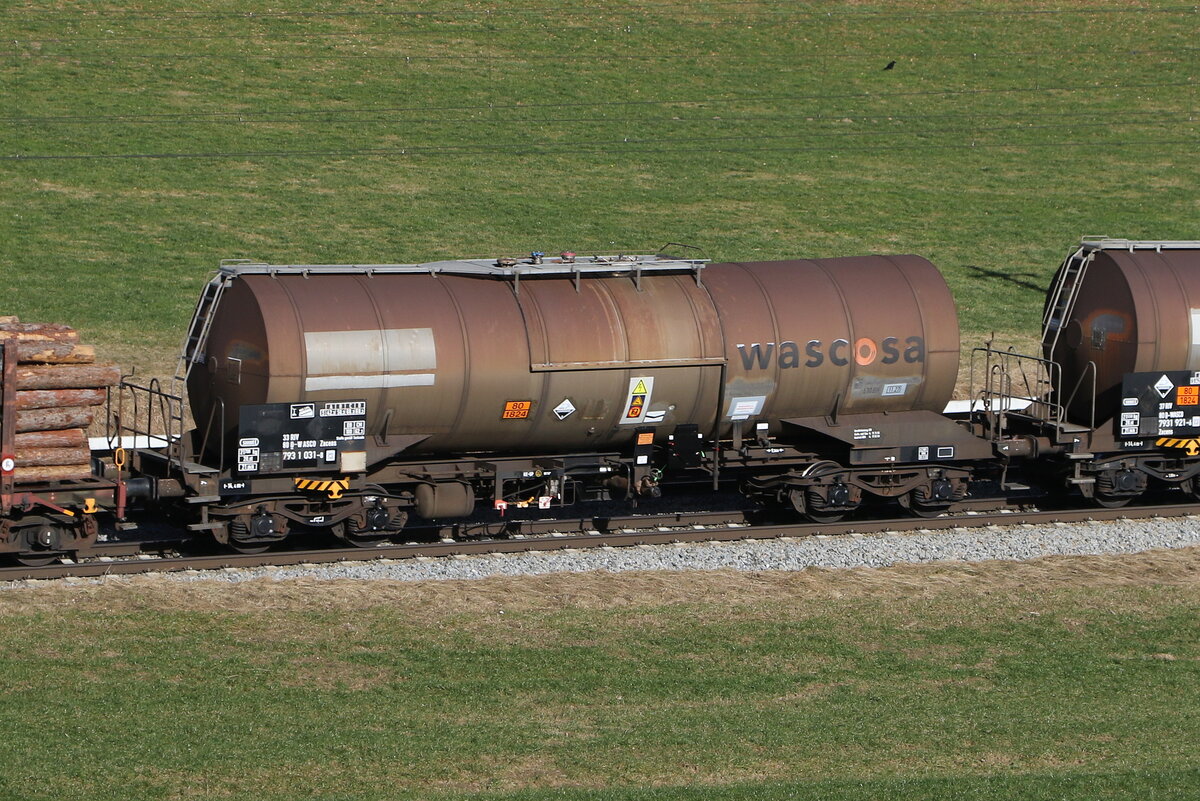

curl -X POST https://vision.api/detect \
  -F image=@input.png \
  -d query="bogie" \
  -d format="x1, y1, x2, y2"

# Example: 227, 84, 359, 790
1, 514, 100, 566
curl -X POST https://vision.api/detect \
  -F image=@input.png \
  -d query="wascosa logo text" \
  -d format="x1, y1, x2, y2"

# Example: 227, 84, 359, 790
736, 336, 926, 369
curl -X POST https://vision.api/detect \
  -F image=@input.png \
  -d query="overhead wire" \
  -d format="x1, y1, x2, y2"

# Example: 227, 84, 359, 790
5, 45, 1198, 62
6, 138, 1197, 162
4, 4, 1199, 45
3, 80, 1194, 125
5, 115, 1195, 162
3, 3, 1198, 21
8, 25, 1199, 47
3, 106, 1195, 130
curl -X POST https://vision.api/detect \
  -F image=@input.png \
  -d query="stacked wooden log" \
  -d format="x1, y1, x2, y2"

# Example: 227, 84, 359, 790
1, 317, 121, 483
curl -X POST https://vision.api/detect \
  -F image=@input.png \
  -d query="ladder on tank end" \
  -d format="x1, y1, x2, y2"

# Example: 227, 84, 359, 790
169, 265, 237, 398
1040, 243, 1093, 357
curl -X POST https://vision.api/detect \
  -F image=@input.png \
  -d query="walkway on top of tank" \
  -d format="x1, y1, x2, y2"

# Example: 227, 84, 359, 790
216, 252, 709, 280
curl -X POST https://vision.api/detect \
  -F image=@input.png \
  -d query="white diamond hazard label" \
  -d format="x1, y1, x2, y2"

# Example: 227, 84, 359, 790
1154, 374, 1175, 398
553, 399, 576, 420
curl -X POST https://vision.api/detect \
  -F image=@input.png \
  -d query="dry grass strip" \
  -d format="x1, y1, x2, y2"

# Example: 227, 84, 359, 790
3, 546, 1198, 619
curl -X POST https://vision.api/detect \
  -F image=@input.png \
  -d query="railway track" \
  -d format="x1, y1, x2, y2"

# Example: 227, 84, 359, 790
5, 500, 1199, 583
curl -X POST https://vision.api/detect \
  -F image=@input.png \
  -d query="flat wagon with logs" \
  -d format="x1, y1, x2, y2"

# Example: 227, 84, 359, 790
0, 319, 124, 563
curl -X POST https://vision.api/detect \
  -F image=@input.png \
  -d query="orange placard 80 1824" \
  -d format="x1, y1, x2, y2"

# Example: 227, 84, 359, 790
502, 400, 532, 419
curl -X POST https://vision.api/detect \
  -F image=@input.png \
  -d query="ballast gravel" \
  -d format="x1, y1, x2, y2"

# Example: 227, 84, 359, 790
158, 516, 1200, 584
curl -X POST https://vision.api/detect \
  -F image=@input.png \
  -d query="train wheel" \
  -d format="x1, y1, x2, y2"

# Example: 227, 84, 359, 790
1093, 469, 1143, 508
7, 517, 70, 566
333, 521, 384, 549
1093, 493, 1134, 509
795, 461, 861, 523
226, 512, 286, 554
903, 494, 949, 519
227, 540, 272, 555
14, 551, 61, 567
787, 479, 853, 524
900, 478, 961, 519
1183, 477, 1200, 501
803, 508, 845, 524
337, 508, 408, 547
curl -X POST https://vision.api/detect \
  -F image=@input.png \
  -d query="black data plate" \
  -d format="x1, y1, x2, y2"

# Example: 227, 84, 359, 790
1118, 371, 1200, 440
236, 400, 367, 475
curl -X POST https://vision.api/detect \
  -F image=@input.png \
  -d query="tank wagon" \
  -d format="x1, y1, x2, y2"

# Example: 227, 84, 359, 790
1041, 239, 1200, 504
154, 251, 977, 550
6, 238, 1200, 561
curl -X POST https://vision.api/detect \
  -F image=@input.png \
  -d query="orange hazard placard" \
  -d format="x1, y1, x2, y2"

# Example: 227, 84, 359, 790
1178, 386, 1199, 406
502, 400, 532, 419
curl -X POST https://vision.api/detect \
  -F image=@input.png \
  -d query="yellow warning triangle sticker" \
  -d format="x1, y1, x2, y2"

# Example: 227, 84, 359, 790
632, 379, 648, 395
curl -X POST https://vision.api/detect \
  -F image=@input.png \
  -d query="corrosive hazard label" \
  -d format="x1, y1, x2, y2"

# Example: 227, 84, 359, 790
502, 400, 532, 419
621, 377, 654, 424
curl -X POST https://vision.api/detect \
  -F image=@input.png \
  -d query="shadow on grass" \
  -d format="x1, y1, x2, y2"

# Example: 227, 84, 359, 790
964, 264, 1046, 294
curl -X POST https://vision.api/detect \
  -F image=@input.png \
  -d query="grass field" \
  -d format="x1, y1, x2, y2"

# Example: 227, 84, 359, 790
1, 550, 1198, 800
3, 1, 1198, 370
4, 3, 1200, 798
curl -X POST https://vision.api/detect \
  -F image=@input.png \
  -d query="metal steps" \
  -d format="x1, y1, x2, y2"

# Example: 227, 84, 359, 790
1041, 245, 1092, 357
171, 270, 233, 397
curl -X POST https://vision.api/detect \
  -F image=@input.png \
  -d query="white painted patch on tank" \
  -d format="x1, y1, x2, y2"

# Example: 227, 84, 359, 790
304, 374, 435, 390
303, 328, 436, 391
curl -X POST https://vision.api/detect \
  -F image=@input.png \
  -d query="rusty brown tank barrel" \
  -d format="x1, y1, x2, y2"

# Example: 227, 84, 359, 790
705, 256, 958, 421
190, 255, 959, 460
1047, 241, 1200, 423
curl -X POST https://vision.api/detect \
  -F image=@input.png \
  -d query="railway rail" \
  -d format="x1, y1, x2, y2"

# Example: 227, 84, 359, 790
5, 500, 1198, 583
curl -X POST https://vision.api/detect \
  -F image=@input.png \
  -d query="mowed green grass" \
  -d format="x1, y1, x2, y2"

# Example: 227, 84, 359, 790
2, 1, 1198, 367
1, 554, 1198, 800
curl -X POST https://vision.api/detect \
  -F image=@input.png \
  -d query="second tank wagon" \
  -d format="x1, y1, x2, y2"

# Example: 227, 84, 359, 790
1045, 241, 1200, 425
